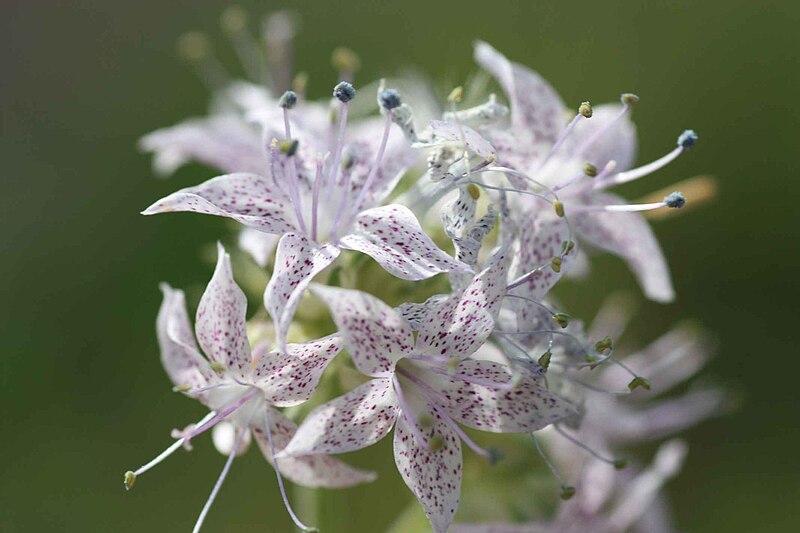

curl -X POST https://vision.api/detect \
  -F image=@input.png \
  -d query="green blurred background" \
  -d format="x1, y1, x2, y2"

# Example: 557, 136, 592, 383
2, 0, 798, 531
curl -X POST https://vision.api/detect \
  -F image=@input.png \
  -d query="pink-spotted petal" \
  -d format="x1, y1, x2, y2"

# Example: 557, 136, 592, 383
510, 210, 574, 300
312, 284, 413, 376
564, 103, 638, 172
416, 249, 507, 360
430, 120, 496, 159
278, 378, 399, 456
141, 172, 299, 235
252, 334, 342, 407
251, 406, 377, 488
195, 243, 251, 379
339, 204, 471, 281
571, 192, 674, 302
264, 233, 340, 348
445, 360, 576, 433
393, 411, 462, 533
474, 41, 566, 142
156, 283, 212, 390
139, 116, 266, 176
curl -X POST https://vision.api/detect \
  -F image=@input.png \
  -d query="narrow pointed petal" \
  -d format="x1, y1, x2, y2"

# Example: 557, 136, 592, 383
564, 103, 638, 172
196, 243, 251, 378
141, 173, 299, 235
264, 233, 340, 348
252, 334, 343, 407
238, 228, 280, 267
396, 294, 449, 331
312, 285, 414, 376
474, 41, 566, 141
445, 360, 576, 433
156, 283, 213, 389
430, 120, 496, 159
340, 204, 471, 280
509, 211, 574, 300
442, 186, 478, 239
252, 406, 378, 488
139, 116, 266, 176
571, 192, 675, 302
279, 379, 399, 456
393, 411, 462, 533
416, 249, 507, 360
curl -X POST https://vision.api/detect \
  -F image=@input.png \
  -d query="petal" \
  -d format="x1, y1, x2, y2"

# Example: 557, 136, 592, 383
430, 120, 496, 159
396, 294, 449, 331
264, 233, 340, 348
509, 210, 574, 300
139, 115, 266, 176
142, 172, 299, 235
571, 192, 675, 302
252, 406, 377, 488
393, 411, 462, 533
474, 41, 566, 142
564, 103, 638, 172
156, 283, 212, 389
340, 204, 470, 281
312, 285, 414, 376
238, 227, 280, 267
278, 378, 399, 456
416, 249, 507, 360
195, 243, 251, 379
252, 334, 343, 407
445, 360, 576, 433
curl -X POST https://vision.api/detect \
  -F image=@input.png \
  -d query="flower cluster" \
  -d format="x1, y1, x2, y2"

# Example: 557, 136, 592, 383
126, 8, 719, 533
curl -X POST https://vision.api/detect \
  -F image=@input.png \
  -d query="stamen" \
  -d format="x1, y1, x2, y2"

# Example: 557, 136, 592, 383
466, 180, 553, 205
594, 130, 698, 190
192, 426, 246, 533
263, 406, 318, 532
535, 102, 592, 173
568, 193, 686, 213
263, 11, 297, 93
280, 102, 308, 236
348, 111, 394, 216
553, 424, 627, 469
426, 402, 490, 459
126, 411, 217, 484
331, 47, 361, 83
324, 82, 356, 220
311, 154, 325, 242
574, 94, 638, 157
220, 6, 265, 83
182, 389, 259, 444
177, 32, 229, 90
530, 432, 575, 500
392, 374, 428, 447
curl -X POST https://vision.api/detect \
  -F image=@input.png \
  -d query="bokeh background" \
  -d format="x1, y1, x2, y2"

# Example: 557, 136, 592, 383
2, 0, 799, 531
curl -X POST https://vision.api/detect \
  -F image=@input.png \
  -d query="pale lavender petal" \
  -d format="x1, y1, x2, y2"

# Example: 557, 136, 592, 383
139, 116, 265, 176
416, 249, 507, 360
442, 186, 478, 239
430, 120, 496, 159
312, 285, 413, 376
278, 378, 399, 456
340, 204, 470, 281
238, 227, 280, 267
564, 103, 638, 172
142, 172, 299, 235
156, 283, 212, 389
474, 41, 566, 142
252, 334, 343, 407
393, 411, 462, 533
510, 210, 574, 299
264, 233, 340, 347
445, 360, 576, 433
451, 523, 549, 533
571, 192, 674, 302
396, 294, 449, 331
195, 243, 251, 379
251, 406, 377, 488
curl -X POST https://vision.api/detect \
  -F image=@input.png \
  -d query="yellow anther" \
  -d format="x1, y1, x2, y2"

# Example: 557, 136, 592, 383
124, 471, 136, 491
467, 183, 481, 200
448, 86, 464, 103
553, 200, 565, 218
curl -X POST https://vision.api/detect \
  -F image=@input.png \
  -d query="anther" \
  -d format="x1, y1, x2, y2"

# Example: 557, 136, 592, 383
550, 257, 562, 272
560, 485, 577, 500
292, 72, 308, 95
379, 88, 402, 111
333, 81, 356, 103
331, 47, 361, 76
467, 183, 481, 200
173, 384, 192, 393
595, 336, 613, 354
664, 191, 686, 208
177, 32, 211, 62
538, 350, 552, 370
583, 162, 598, 177
279, 139, 299, 157
209, 361, 226, 373
553, 200, 565, 218
278, 90, 297, 109
561, 240, 575, 255
448, 86, 464, 103
124, 471, 136, 491
429, 436, 445, 452
677, 129, 698, 149
578, 101, 593, 118
628, 376, 652, 391
621, 93, 640, 106
418, 414, 434, 428
553, 313, 571, 329
220, 6, 248, 34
